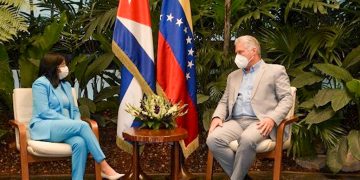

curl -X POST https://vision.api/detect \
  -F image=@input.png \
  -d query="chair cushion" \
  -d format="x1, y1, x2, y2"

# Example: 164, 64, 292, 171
229, 138, 291, 153
27, 140, 72, 157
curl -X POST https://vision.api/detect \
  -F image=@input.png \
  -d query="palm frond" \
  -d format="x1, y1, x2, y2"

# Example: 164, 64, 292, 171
35, 0, 78, 18
313, 118, 346, 149
0, 0, 26, 7
232, 1, 279, 31
303, 23, 354, 65
77, 0, 118, 41
0, 6, 28, 43
260, 26, 303, 68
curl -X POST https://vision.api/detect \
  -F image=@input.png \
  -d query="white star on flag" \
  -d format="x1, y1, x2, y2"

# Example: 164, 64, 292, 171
184, 27, 188, 33
160, 14, 163, 20
167, 13, 174, 22
186, 36, 192, 44
176, 18, 183, 27
188, 48, 194, 56
186, 73, 191, 80
187, 61, 194, 68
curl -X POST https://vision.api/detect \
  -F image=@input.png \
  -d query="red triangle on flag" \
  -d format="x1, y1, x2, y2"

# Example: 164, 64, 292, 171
117, 0, 152, 27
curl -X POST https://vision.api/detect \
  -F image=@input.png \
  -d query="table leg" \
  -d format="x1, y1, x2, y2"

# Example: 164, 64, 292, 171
123, 143, 150, 180
171, 141, 180, 180
134, 142, 139, 180
124, 142, 139, 180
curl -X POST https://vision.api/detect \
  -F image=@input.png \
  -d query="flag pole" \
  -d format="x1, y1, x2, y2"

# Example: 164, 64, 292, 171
177, 148, 196, 179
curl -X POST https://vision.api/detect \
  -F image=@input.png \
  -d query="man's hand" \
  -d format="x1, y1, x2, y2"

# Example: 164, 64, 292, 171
257, 118, 275, 137
209, 117, 223, 133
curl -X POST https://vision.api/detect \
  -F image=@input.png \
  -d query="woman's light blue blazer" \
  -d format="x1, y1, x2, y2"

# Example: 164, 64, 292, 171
29, 76, 81, 141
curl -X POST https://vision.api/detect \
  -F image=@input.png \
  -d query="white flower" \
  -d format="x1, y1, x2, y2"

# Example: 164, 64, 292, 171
125, 95, 188, 129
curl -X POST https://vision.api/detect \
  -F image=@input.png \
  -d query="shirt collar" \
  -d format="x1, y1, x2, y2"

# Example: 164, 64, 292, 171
242, 59, 264, 74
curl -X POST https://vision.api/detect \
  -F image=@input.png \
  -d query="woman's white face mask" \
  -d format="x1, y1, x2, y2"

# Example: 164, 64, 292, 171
234, 54, 250, 69
58, 66, 69, 79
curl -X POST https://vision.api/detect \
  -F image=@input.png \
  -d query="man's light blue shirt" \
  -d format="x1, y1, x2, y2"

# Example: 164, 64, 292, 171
232, 60, 264, 119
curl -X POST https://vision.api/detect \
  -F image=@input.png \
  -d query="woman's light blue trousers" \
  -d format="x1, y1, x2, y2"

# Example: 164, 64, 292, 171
40, 120, 105, 180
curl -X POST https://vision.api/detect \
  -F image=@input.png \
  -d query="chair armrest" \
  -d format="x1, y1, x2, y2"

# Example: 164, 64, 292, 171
81, 117, 99, 140
9, 120, 28, 151
274, 116, 299, 150
282, 116, 299, 126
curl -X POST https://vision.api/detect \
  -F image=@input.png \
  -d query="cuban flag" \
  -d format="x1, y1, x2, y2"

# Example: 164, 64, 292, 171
112, 0, 155, 153
156, 0, 199, 158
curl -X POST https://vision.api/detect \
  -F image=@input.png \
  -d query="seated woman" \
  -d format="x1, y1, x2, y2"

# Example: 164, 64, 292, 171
29, 53, 123, 180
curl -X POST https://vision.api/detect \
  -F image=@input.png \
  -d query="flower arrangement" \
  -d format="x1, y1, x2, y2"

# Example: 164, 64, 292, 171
125, 95, 188, 130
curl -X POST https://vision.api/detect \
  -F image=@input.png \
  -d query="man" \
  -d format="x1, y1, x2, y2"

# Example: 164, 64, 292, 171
206, 35, 293, 180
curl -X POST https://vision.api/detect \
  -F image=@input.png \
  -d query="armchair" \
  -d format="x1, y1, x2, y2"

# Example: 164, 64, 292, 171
206, 87, 298, 180
9, 88, 101, 180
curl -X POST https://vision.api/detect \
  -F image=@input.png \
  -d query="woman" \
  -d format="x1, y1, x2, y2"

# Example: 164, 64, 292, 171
29, 53, 123, 180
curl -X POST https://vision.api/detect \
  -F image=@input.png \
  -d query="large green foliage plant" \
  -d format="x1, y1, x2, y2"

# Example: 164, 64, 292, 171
192, 0, 359, 173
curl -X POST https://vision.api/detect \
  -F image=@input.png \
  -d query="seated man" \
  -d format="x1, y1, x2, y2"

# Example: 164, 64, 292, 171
206, 35, 293, 180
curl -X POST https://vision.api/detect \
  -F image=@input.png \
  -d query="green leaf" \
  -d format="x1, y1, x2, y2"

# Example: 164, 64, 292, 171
202, 108, 214, 131
69, 54, 88, 74
95, 101, 118, 113
78, 105, 90, 118
337, 137, 348, 164
314, 63, 353, 82
304, 106, 335, 124
83, 52, 114, 83
78, 98, 96, 113
0, 44, 14, 96
314, 89, 334, 107
342, 45, 360, 69
299, 98, 314, 109
32, 12, 67, 53
93, 34, 112, 52
327, 147, 342, 173
331, 90, 352, 111
287, 61, 311, 77
313, 89, 352, 111
94, 86, 120, 102
0, 4, 28, 42
19, 57, 38, 88
346, 79, 360, 98
348, 130, 360, 161
197, 94, 209, 104
291, 72, 323, 88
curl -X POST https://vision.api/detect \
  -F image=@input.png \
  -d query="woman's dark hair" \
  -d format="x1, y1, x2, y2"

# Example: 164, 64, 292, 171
38, 53, 65, 88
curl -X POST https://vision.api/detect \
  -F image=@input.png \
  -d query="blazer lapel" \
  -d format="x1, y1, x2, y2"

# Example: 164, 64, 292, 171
251, 64, 266, 99
61, 82, 72, 103
51, 85, 64, 114
232, 70, 243, 102
61, 82, 74, 119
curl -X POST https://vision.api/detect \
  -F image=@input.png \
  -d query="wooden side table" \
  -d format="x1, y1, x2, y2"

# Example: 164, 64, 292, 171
122, 127, 188, 180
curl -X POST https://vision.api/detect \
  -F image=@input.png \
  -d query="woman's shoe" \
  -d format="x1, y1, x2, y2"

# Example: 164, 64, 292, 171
101, 172, 124, 180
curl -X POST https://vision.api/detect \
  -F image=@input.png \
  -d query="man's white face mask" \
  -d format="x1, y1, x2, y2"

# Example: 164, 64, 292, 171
58, 66, 69, 80
234, 54, 249, 69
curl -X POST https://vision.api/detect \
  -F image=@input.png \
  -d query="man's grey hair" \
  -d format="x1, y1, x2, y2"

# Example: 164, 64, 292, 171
234, 35, 261, 56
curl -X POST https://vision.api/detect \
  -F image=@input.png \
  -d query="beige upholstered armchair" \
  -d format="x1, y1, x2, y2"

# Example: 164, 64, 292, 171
206, 87, 298, 180
9, 88, 101, 180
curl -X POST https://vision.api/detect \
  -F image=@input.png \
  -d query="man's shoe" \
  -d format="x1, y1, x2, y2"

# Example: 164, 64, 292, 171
101, 172, 124, 180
